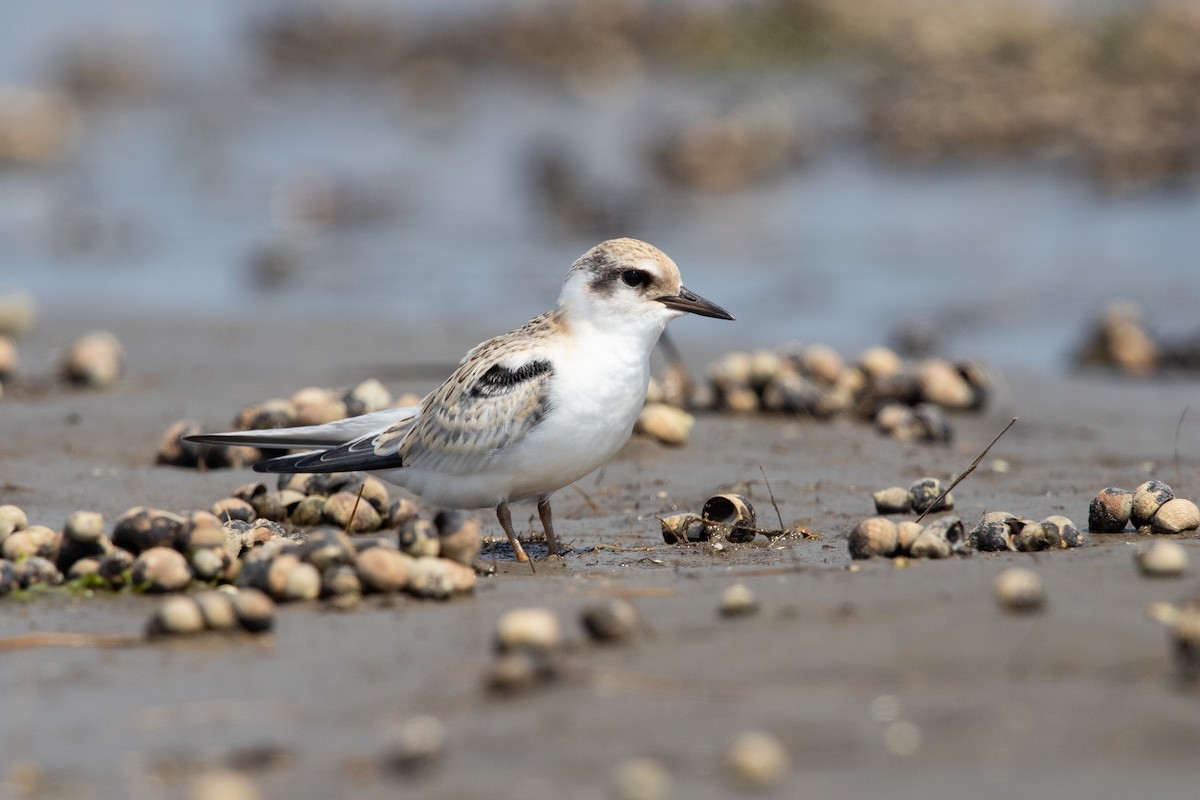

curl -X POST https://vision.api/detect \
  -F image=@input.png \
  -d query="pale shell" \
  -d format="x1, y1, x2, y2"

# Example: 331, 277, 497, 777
1151, 498, 1200, 535
994, 568, 1044, 612
1135, 540, 1188, 577
1131, 480, 1174, 529
848, 517, 898, 559
1088, 487, 1132, 532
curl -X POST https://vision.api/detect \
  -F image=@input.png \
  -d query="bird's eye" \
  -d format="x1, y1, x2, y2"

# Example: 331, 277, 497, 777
621, 269, 650, 288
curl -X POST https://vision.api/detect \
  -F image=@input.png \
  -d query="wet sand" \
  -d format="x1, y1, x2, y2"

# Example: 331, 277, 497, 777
3, 312, 1199, 799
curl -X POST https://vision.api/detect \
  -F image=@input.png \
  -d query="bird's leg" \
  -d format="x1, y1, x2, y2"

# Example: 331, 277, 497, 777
495, 501, 533, 567
537, 497, 561, 556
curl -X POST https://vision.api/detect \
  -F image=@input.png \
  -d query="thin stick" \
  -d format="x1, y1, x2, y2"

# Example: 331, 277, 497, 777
758, 465, 785, 531
915, 417, 1019, 524
345, 483, 367, 535
1174, 406, 1189, 488
570, 482, 602, 513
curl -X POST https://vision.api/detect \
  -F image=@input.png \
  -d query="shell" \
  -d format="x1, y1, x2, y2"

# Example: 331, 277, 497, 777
406, 557, 475, 599
874, 403, 922, 441
299, 528, 356, 571
355, 546, 414, 593
1131, 480, 1174, 529
581, 598, 638, 642
848, 518, 899, 559
994, 568, 1044, 612
718, 583, 759, 617
189, 547, 236, 583
146, 596, 205, 637
288, 496, 327, 527
1135, 541, 1188, 577
61, 330, 124, 387
230, 588, 276, 633
970, 519, 1016, 552
98, 548, 135, 589
760, 367, 822, 414
322, 564, 362, 598
1016, 520, 1063, 552
912, 403, 953, 443
718, 383, 760, 414
895, 521, 924, 553
1088, 487, 1132, 532
323, 491, 383, 532
434, 511, 482, 566
495, 607, 561, 653
915, 516, 964, 557
346, 377, 392, 415
908, 478, 952, 514
132, 547, 192, 593
399, 518, 441, 559
634, 402, 694, 446
916, 358, 975, 410
858, 346, 902, 381
16, 556, 63, 588
872, 486, 911, 515
61, 510, 103, 545
908, 528, 952, 559
1043, 515, 1085, 547
193, 590, 239, 631
1151, 498, 1200, 535
660, 513, 705, 544
800, 344, 843, 385
2, 525, 58, 561
234, 398, 295, 431
290, 386, 348, 426
0, 504, 28, 543
112, 507, 185, 554
724, 730, 790, 790
612, 758, 672, 800
251, 489, 306, 522
702, 494, 756, 543
155, 419, 206, 467
389, 498, 420, 529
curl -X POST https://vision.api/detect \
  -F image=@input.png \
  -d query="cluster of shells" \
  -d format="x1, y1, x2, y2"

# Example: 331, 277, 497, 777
647, 343, 990, 445
0, 298, 125, 398
0, 474, 479, 636
1088, 481, 1200, 536
850, 476, 1085, 560
1075, 299, 1200, 376
157, 378, 414, 469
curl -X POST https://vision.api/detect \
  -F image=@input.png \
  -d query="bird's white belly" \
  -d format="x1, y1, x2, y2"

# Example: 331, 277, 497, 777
381, 334, 650, 509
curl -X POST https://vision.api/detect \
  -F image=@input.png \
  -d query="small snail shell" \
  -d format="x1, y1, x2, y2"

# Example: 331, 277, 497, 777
848, 517, 898, 559
1131, 481, 1174, 529
702, 494, 756, 543
1088, 487, 1132, 532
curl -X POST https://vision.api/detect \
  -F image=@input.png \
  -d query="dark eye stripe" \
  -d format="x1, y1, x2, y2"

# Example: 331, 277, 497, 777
622, 269, 650, 288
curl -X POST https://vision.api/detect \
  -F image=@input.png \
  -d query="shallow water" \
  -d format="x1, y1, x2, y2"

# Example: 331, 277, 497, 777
2, 1, 1197, 374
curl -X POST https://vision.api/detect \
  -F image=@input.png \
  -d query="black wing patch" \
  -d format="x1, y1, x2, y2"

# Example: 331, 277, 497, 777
470, 360, 553, 398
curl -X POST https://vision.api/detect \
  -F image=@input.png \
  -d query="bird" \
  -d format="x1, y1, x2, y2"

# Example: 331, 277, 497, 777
185, 238, 733, 562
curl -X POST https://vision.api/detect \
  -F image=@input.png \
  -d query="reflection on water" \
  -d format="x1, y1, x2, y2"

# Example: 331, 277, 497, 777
1, 1, 1197, 374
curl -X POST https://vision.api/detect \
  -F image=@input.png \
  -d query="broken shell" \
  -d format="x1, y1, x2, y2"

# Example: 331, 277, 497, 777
355, 546, 414, 593
872, 487, 910, 515
1135, 540, 1188, 577
702, 494, 756, 543
230, 588, 276, 633
660, 513, 705, 544
1088, 487, 1132, 532
907, 478, 952, 514
147, 596, 205, 637
724, 730, 790, 790
635, 402, 694, 446
132, 547, 192, 593
406, 557, 475, 599
16, 556, 63, 588
916, 358, 974, 410
994, 568, 1044, 612
193, 590, 239, 631
399, 518, 441, 559
1151, 498, 1200, 535
612, 757, 672, 800
580, 598, 638, 642
896, 521, 924, 553
495, 607, 562, 653
719, 583, 759, 617
848, 518, 899, 559
1043, 515, 1086, 547
61, 330, 124, 387
98, 547, 135, 589
323, 491, 383, 532
322, 563, 362, 597
111, 507, 185, 554
1131, 480, 1174, 529
0, 504, 28, 543
434, 511, 481, 566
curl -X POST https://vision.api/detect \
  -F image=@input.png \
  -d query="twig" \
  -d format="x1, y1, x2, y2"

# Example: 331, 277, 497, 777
345, 483, 367, 535
570, 482, 602, 513
758, 465, 785, 530
0, 632, 140, 651
915, 417, 1019, 524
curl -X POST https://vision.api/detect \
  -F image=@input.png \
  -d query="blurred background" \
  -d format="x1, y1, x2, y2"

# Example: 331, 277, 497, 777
1, 0, 1198, 373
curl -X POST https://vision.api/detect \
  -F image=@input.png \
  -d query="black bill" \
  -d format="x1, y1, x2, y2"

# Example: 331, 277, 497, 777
657, 286, 734, 320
